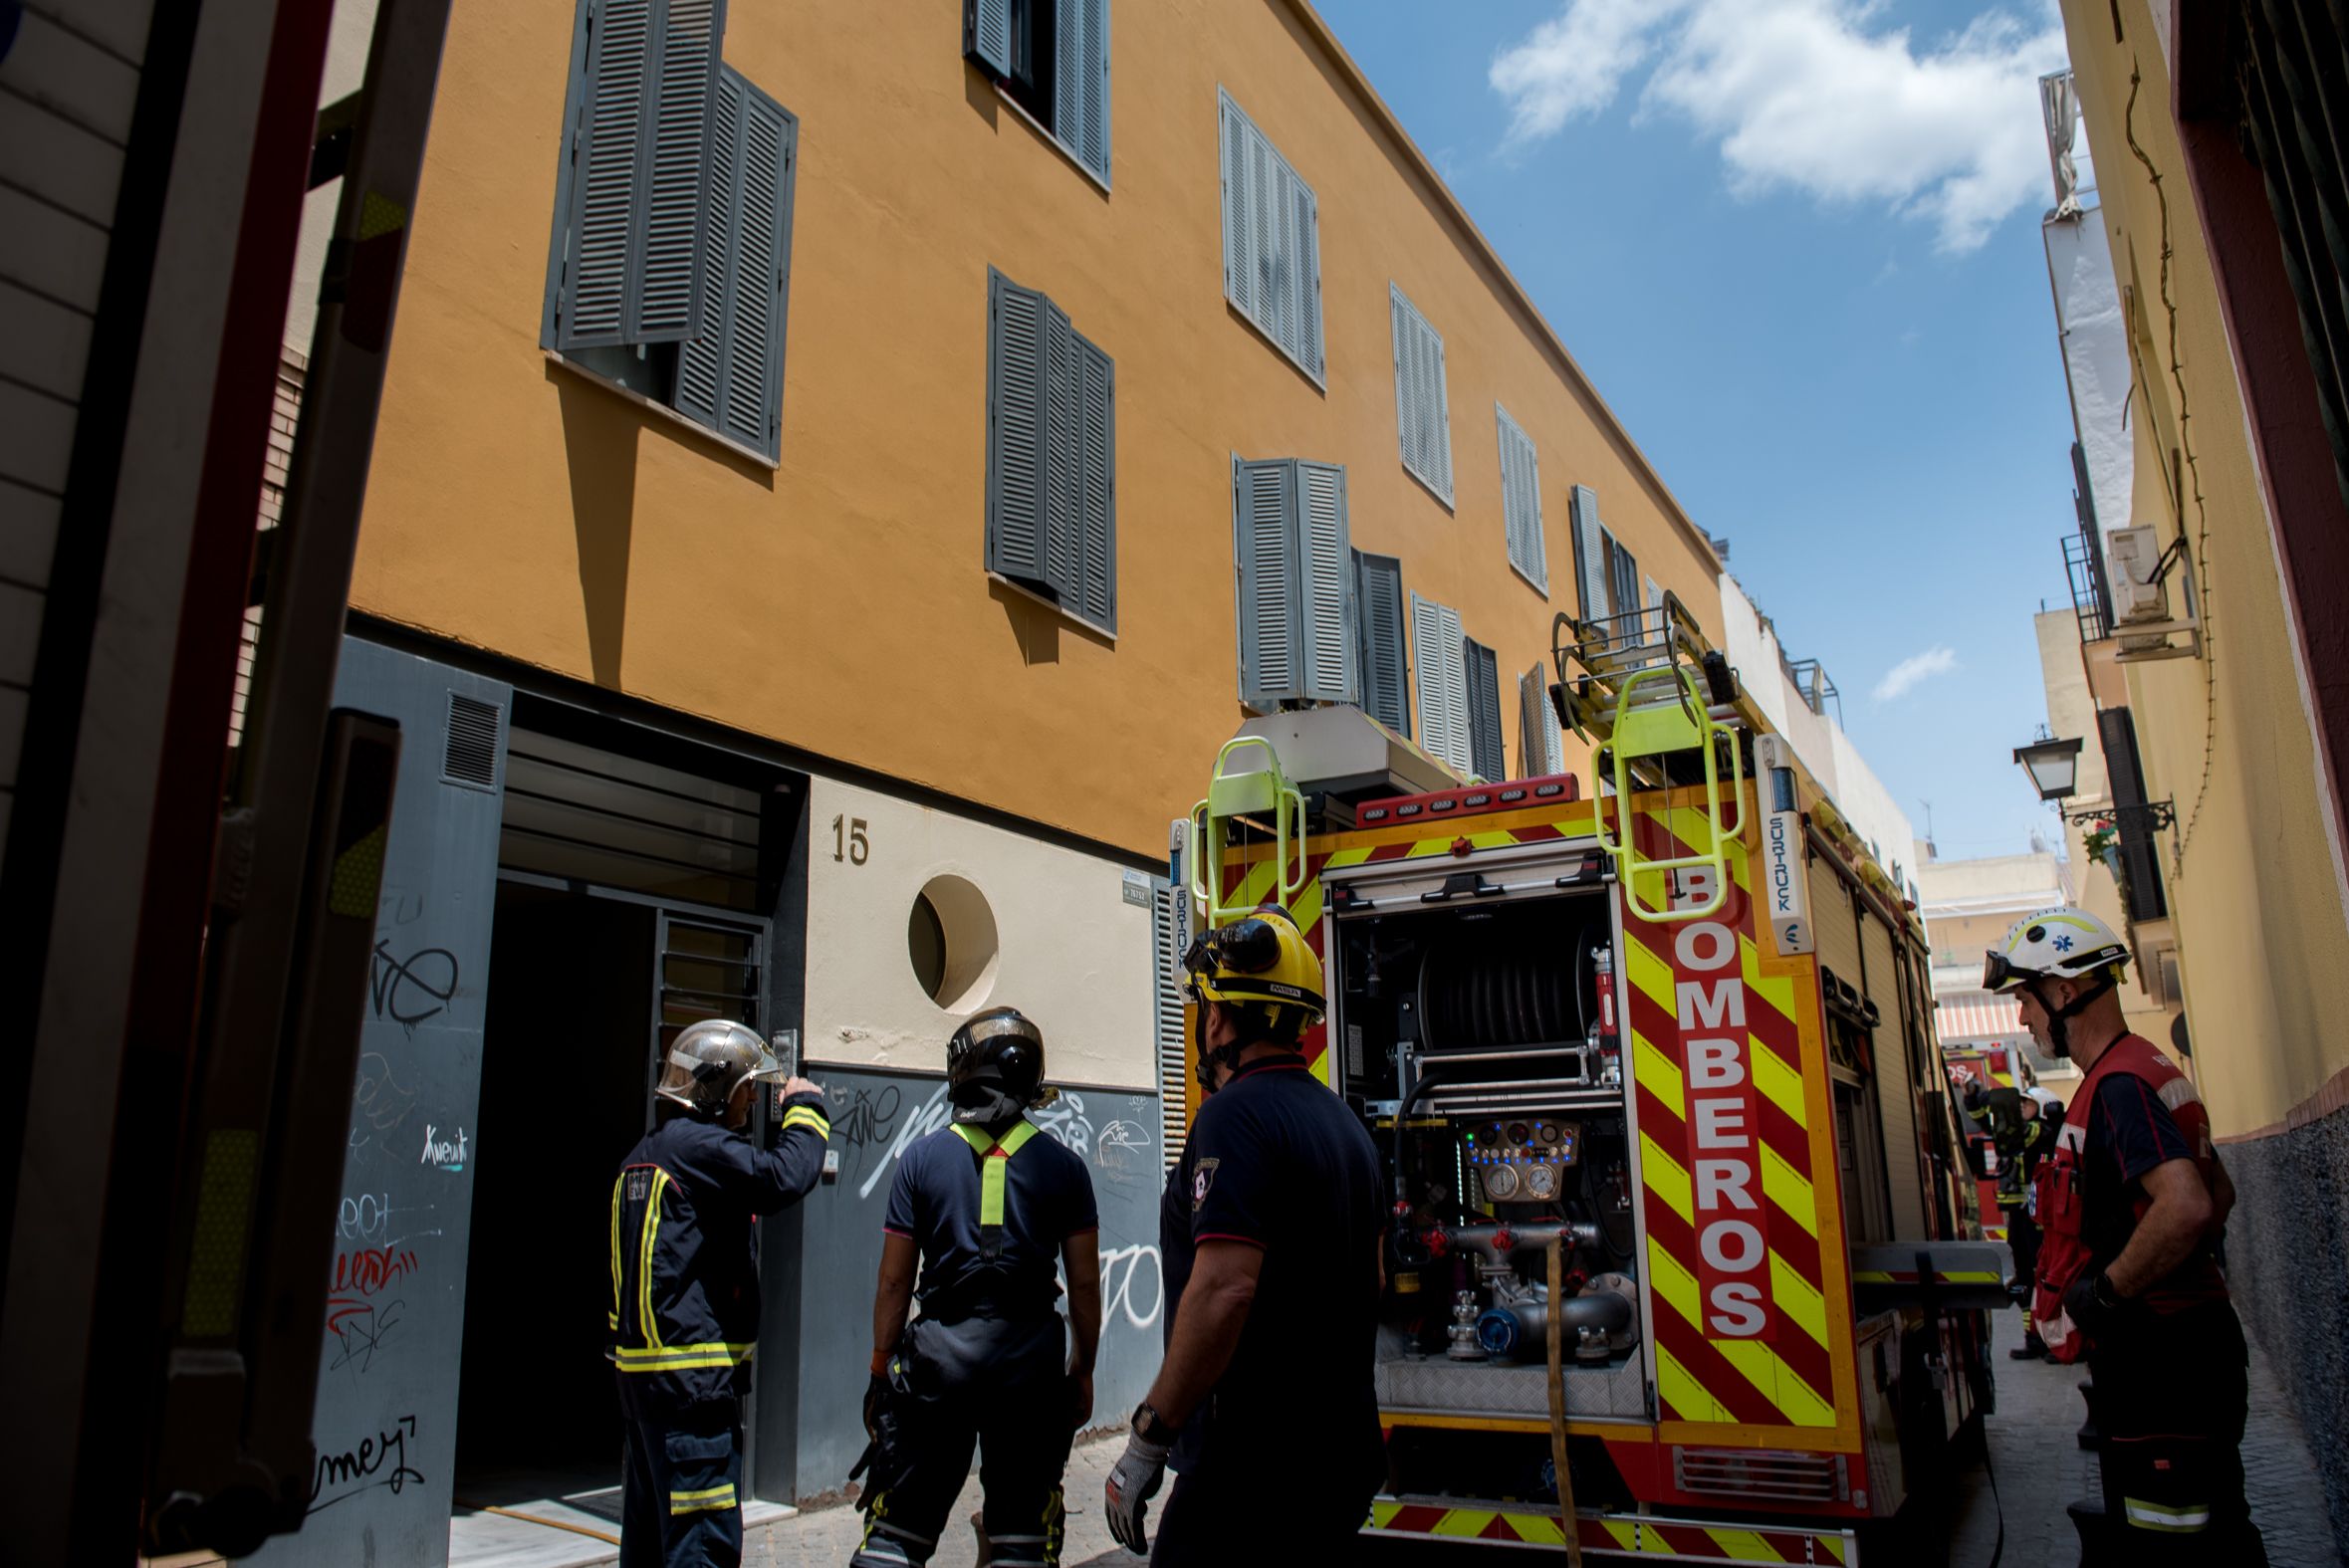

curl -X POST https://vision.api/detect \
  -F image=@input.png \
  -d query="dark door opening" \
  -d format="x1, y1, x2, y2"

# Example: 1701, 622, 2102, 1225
454, 880, 654, 1501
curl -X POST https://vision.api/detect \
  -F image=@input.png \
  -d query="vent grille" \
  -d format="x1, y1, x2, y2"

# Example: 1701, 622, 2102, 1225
1672, 1448, 1847, 1504
442, 694, 503, 790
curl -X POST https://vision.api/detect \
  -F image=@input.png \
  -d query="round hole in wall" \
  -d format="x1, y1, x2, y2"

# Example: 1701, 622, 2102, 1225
908, 874, 999, 1013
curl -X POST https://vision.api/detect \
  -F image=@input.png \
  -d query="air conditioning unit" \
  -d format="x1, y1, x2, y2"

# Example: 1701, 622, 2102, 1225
2104, 526, 2169, 623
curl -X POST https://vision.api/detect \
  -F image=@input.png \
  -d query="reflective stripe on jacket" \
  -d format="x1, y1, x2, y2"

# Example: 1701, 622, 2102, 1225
609, 1093, 829, 1415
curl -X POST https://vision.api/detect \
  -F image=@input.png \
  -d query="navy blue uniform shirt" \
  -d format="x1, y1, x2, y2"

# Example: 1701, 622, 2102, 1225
884, 1120, 1097, 1318
1165, 1052, 1384, 1475
2082, 1073, 2228, 1310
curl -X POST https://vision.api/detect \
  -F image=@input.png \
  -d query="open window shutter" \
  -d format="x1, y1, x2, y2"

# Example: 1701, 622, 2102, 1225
1412, 594, 1470, 773
1465, 636, 1504, 782
1355, 551, 1409, 737
672, 70, 794, 459
1498, 405, 1545, 591
1611, 537, 1641, 623
1056, 0, 1110, 182
1570, 485, 1611, 623
2098, 708, 2169, 921
1041, 297, 1079, 602
1292, 170, 1324, 379
1235, 458, 1301, 710
1426, 319, 1453, 502
1391, 287, 1452, 503
1223, 92, 1322, 381
1073, 331, 1116, 631
1153, 876, 1188, 1166
1221, 93, 1259, 327
966, 0, 1014, 77
1391, 286, 1420, 479
1296, 461, 1357, 705
986, 270, 1052, 585
1520, 663, 1564, 778
560, 0, 726, 349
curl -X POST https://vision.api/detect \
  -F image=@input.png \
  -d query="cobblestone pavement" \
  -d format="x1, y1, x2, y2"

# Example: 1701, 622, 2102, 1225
734, 1307, 2342, 1566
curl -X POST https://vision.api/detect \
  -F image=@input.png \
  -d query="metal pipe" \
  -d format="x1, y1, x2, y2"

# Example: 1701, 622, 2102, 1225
1417, 1045, 1584, 1065
1444, 1221, 1604, 1259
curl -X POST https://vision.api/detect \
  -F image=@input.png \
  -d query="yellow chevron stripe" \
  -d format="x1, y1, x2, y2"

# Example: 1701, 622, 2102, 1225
1761, 1142, 1818, 1238
1324, 846, 1374, 869
1508, 1511, 1567, 1545
1601, 1519, 1645, 1554
1716, 1337, 1835, 1427
1429, 1510, 1497, 1539
1665, 804, 1750, 891
1634, 1033, 1685, 1127
1234, 856, 1280, 913
1771, 1247, 1829, 1349
1292, 875, 1325, 937
1657, 1342, 1737, 1426
1823, 1534, 1849, 1562
1469, 829, 1518, 849
1648, 1234, 1703, 1329
1406, 835, 1458, 858
1707, 1527, 1778, 1562
1752, 1040, 1806, 1130
1624, 932, 1676, 1016
1640, 1132, 1692, 1225
1740, 936, 1797, 1020
1371, 1500, 1406, 1528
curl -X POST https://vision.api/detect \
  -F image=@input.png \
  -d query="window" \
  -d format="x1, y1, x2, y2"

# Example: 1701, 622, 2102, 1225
1232, 458, 1354, 710
1410, 593, 1470, 774
1496, 404, 1545, 592
986, 268, 1117, 633
1354, 551, 1409, 738
1390, 284, 1454, 506
1220, 90, 1323, 383
1519, 663, 1565, 779
1464, 636, 1504, 783
1569, 485, 1612, 623
543, 1, 798, 463
965, 0, 1112, 185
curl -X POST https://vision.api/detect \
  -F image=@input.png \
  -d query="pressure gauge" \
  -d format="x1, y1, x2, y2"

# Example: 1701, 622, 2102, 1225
1482, 1162, 1522, 1202
1535, 1122, 1560, 1146
1523, 1162, 1560, 1201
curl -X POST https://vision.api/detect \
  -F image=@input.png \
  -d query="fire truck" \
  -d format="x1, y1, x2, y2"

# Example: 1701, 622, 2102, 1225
1944, 1042, 2029, 1243
1168, 595, 2003, 1563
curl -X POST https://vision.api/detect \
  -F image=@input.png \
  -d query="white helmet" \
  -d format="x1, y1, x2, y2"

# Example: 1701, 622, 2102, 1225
1983, 906, 2131, 993
656, 1019, 784, 1116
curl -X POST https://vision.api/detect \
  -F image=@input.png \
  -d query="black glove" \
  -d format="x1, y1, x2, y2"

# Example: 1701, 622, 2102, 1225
863, 1371, 889, 1440
2061, 1269, 2127, 1342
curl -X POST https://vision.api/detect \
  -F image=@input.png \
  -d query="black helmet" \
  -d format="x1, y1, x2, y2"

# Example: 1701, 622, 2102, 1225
946, 1007, 1051, 1126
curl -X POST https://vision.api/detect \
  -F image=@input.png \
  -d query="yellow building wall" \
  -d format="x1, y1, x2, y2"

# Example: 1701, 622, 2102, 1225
349, 0, 1722, 866
2059, 0, 2349, 1133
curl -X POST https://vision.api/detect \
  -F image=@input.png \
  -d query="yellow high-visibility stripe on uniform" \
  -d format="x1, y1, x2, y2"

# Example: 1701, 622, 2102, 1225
608, 1175, 623, 1337
782, 1106, 831, 1139
2124, 1497, 2212, 1533
613, 1340, 757, 1372
952, 1120, 1040, 1226
638, 1169, 669, 1350
670, 1483, 738, 1514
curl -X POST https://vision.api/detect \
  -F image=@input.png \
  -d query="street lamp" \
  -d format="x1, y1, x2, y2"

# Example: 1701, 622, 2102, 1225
2012, 733, 2084, 803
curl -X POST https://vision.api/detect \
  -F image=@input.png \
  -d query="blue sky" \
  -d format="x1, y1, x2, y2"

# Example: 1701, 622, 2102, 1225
1318, 0, 2081, 862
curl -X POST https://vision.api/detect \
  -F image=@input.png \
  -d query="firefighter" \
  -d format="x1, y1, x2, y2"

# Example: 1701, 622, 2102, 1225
1104, 905, 1385, 1563
853, 1008, 1101, 1568
1986, 907, 2264, 1564
610, 1020, 830, 1568
2002, 1085, 2056, 1359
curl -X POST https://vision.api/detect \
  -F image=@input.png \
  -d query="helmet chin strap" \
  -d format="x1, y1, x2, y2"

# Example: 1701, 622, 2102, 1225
2027, 974, 2115, 1059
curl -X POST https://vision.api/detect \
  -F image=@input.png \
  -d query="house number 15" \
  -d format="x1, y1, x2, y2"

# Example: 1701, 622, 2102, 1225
831, 815, 870, 865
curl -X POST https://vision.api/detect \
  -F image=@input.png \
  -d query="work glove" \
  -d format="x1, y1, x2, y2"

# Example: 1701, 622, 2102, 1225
2061, 1269, 2128, 1344
1102, 1427, 1172, 1553
863, 1372, 889, 1441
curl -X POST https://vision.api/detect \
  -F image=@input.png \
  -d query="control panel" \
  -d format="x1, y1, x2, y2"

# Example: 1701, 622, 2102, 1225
1466, 1120, 1579, 1205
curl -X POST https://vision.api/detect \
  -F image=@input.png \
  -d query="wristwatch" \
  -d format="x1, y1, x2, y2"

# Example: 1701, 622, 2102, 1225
1131, 1400, 1181, 1446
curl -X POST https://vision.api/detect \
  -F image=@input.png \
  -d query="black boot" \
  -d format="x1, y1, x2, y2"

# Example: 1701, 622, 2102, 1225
2009, 1329, 2048, 1360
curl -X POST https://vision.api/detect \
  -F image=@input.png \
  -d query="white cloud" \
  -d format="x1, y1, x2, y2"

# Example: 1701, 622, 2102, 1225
1489, 0, 2070, 252
1872, 644, 1960, 701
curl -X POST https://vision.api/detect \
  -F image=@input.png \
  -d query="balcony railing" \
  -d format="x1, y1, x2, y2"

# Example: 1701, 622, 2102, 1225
2064, 528, 2111, 644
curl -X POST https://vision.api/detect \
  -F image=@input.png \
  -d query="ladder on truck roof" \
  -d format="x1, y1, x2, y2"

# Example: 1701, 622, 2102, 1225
1549, 592, 1750, 923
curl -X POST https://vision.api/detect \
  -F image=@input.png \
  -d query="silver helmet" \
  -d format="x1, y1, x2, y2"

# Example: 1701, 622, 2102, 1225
656, 1019, 784, 1116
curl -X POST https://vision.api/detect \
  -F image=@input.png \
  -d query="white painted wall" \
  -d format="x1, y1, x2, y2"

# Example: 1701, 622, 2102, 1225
803, 776, 1158, 1089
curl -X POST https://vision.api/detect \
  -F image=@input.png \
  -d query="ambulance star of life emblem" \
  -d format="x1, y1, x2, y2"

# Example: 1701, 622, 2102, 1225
1192, 1158, 1220, 1210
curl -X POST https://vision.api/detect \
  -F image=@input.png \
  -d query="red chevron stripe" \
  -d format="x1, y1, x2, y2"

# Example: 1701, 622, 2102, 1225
1482, 1513, 1522, 1541
1379, 1504, 1447, 1534
1657, 1522, 1735, 1557
1756, 1095, 1813, 1183
1368, 840, 1415, 862
1646, 1264, 1786, 1428
1762, 1529, 1826, 1561
1510, 821, 1564, 842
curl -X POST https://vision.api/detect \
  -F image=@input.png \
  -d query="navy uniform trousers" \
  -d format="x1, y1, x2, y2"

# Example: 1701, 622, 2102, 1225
621, 1403, 746, 1568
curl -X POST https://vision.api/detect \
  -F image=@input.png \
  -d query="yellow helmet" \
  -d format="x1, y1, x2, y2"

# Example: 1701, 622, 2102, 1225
1184, 904, 1326, 1031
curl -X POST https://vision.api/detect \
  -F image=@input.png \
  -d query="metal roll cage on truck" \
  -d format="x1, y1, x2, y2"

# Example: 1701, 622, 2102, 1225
1170, 593, 2004, 1564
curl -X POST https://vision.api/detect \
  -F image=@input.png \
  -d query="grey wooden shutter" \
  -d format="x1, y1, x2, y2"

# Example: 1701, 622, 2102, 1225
1041, 296, 1080, 602
1391, 284, 1453, 504
1497, 403, 1545, 591
966, 0, 1014, 77
1056, 0, 1110, 182
1073, 331, 1117, 632
1411, 593, 1470, 773
1296, 461, 1357, 705
559, 0, 727, 349
1355, 551, 1409, 737
1234, 457, 1300, 711
672, 69, 796, 459
987, 269, 1052, 585
1570, 484, 1612, 623
1465, 636, 1504, 783
1611, 538, 1641, 625
1221, 90, 1324, 383
1520, 663, 1565, 778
